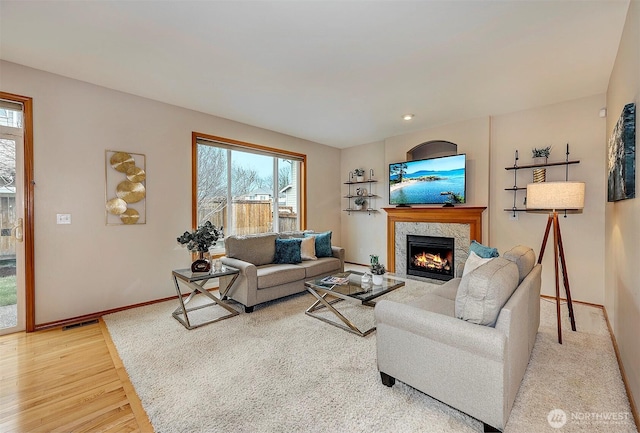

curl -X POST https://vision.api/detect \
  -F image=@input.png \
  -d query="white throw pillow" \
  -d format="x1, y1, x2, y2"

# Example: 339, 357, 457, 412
300, 236, 317, 261
462, 251, 493, 277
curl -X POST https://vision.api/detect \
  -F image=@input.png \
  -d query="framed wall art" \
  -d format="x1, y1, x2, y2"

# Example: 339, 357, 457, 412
105, 150, 146, 225
607, 102, 636, 202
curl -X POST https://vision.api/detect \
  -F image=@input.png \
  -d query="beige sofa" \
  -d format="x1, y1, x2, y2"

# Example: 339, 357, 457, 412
220, 232, 344, 313
374, 246, 541, 432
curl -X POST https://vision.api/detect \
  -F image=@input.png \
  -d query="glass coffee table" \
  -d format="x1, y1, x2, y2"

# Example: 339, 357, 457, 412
304, 271, 405, 337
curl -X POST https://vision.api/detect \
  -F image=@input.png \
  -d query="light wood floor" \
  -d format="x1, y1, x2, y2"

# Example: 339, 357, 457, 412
0, 320, 153, 433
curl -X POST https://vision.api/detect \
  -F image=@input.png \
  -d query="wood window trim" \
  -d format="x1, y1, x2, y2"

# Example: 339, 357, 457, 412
191, 131, 308, 237
0, 91, 35, 332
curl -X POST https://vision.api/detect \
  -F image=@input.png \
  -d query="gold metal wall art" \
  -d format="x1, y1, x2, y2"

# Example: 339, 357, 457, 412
105, 150, 146, 225
120, 208, 140, 224
116, 180, 146, 203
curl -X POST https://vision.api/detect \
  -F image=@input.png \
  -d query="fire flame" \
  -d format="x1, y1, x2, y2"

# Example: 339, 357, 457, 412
414, 252, 449, 270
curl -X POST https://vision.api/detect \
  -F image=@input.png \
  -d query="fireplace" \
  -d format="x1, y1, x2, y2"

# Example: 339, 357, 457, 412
406, 235, 455, 281
384, 206, 485, 279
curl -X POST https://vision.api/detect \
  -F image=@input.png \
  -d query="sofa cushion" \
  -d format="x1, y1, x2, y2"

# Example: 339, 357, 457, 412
274, 238, 302, 264
225, 233, 278, 266
469, 240, 500, 258
300, 236, 317, 261
299, 257, 341, 278
304, 231, 332, 257
413, 293, 456, 317
431, 278, 460, 301
257, 264, 306, 289
455, 257, 519, 326
462, 251, 494, 277
503, 245, 536, 283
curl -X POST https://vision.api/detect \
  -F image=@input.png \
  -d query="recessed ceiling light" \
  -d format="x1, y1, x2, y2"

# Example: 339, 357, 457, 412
402, 114, 415, 121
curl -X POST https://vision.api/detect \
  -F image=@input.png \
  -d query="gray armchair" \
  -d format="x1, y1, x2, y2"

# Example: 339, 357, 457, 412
374, 246, 541, 431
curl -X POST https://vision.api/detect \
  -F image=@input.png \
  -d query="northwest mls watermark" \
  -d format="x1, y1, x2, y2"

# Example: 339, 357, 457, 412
547, 408, 632, 428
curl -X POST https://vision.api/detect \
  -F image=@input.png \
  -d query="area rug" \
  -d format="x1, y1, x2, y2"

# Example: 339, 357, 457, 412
103, 278, 637, 433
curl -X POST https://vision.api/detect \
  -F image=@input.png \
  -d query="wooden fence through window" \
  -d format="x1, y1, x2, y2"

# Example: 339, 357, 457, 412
198, 199, 298, 236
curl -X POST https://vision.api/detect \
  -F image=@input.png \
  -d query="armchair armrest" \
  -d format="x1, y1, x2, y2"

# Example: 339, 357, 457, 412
375, 299, 506, 362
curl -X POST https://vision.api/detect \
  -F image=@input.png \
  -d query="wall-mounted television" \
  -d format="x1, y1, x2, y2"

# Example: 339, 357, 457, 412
389, 154, 466, 206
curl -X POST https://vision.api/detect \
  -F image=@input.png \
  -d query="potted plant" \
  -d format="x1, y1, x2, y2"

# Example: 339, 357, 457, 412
354, 196, 366, 210
370, 254, 386, 285
531, 146, 552, 183
531, 146, 552, 163
177, 221, 224, 272
353, 168, 365, 182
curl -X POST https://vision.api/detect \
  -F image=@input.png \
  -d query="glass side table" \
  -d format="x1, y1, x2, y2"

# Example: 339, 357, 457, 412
171, 266, 240, 329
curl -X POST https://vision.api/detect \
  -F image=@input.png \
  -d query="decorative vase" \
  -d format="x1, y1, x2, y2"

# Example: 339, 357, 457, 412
191, 251, 211, 272
533, 168, 546, 183
372, 274, 383, 285
356, 176, 364, 182
533, 156, 548, 165
355, 204, 363, 210
361, 273, 372, 291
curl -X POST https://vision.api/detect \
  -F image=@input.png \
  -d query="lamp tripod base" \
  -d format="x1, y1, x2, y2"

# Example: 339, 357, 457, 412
538, 211, 577, 344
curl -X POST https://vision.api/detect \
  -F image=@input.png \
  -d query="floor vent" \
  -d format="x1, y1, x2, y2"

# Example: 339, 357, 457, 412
62, 319, 99, 330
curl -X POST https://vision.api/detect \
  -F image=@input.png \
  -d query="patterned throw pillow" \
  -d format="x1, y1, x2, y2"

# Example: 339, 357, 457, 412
304, 231, 332, 257
469, 240, 499, 258
273, 238, 302, 264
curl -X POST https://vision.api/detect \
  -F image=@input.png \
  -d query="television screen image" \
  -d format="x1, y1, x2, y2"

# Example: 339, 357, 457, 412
389, 154, 466, 206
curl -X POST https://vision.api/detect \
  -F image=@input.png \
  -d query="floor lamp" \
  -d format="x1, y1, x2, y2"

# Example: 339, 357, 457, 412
526, 181, 585, 344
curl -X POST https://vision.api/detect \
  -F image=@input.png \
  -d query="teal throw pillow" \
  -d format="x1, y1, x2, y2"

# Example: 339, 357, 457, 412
274, 238, 302, 264
469, 240, 499, 258
304, 231, 333, 257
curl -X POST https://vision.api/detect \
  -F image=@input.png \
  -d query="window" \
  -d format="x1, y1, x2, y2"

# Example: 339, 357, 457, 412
0, 107, 23, 128
193, 133, 306, 254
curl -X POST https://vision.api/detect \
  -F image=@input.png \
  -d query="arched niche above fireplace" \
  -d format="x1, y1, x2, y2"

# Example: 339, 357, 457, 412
407, 140, 458, 161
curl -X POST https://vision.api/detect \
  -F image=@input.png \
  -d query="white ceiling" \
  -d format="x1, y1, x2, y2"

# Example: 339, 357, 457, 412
0, 1, 630, 148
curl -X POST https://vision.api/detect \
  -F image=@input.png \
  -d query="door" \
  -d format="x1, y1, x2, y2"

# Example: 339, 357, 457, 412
0, 101, 25, 334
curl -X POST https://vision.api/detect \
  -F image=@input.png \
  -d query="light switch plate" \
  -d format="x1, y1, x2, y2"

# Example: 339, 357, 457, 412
57, 214, 71, 224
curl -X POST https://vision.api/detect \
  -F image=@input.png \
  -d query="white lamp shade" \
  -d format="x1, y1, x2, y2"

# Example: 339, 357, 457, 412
526, 181, 585, 210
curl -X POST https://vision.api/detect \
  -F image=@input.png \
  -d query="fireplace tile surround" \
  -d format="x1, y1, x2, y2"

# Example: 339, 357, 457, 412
383, 207, 486, 281
395, 222, 469, 279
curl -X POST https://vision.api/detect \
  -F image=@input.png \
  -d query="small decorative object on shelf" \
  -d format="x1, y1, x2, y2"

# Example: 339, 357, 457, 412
532, 146, 552, 183
532, 145, 552, 163
533, 168, 546, 183
354, 196, 366, 210
370, 254, 386, 285
353, 168, 365, 182
177, 221, 223, 272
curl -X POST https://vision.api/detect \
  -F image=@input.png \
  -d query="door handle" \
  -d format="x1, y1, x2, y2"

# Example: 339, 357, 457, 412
12, 218, 23, 242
